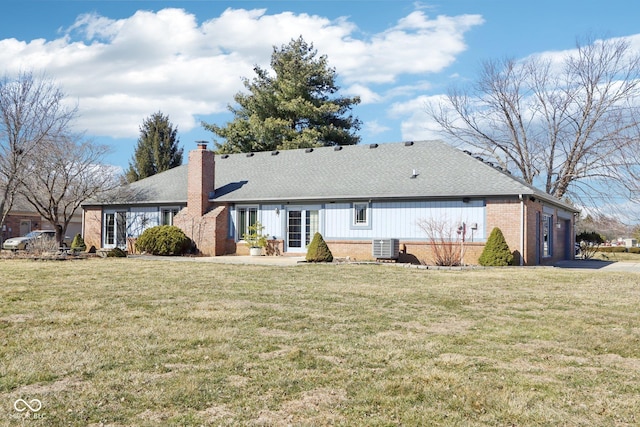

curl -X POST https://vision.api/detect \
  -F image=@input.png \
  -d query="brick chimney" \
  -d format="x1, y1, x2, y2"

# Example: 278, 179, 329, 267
187, 142, 215, 216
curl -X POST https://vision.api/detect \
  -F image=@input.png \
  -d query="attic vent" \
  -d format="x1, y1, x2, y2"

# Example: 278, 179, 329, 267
369, 143, 379, 149
334, 146, 342, 151
246, 152, 254, 157
221, 154, 229, 159
305, 148, 314, 153
372, 239, 400, 260
404, 141, 414, 146
271, 150, 279, 155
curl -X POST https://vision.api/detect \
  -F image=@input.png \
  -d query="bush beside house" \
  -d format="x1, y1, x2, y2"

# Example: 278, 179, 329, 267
136, 225, 191, 256
306, 232, 333, 263
478, 227, 514, 266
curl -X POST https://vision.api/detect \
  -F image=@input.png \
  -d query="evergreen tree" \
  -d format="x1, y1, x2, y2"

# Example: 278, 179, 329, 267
478, 227, 514, 266
203, 36, 361, 153
126, 112, 183, 182
306, 232, 333, 263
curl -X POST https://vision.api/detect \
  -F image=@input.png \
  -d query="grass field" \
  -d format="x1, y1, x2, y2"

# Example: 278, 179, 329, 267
1, 258, 639, 426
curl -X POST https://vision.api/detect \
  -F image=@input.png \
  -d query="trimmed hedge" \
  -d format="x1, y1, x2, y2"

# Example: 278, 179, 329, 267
135, 225, 191, 256
478, 227, 513, 266
107, 247, 127, 257
305, 232, 333, 263
598, 246, 628, 253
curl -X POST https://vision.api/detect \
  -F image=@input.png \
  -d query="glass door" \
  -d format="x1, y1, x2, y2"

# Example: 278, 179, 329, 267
286, 208, 319, 252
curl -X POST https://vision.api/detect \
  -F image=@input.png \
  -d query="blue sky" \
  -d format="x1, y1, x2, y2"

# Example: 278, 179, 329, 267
2, 0, 640, 172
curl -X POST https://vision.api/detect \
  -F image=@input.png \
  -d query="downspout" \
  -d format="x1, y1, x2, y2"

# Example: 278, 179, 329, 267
519, 194, 525, 266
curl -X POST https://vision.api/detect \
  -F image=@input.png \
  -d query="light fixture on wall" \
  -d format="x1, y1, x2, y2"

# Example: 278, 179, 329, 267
275, 207, 280, 215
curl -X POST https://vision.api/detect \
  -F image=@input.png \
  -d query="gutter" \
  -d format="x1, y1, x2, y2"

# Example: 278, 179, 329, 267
519, 194, 525, 266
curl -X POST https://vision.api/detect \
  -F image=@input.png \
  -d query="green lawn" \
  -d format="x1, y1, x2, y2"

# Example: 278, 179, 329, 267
1, 258, 639, 426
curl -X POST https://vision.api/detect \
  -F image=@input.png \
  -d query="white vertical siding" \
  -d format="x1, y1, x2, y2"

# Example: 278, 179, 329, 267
260, 205, 284, 240
324, 200, 486, 241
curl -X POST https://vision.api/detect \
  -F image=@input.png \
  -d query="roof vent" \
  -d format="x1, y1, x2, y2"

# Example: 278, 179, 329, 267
246, 152, 254, 157
305, 148, 314, 153
271, 150, 279, 155
221, 154, 229, 159
334, 146, 343, 151
410, 169, 419, 179
474, 156, 484, 162
463, 150, 472, 155
369, 143, 379, 149
404, 141, 414, 146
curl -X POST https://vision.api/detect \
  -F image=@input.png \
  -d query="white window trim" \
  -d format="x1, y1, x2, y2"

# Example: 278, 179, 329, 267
351, 202, 371, 230
236, 205, 259, 241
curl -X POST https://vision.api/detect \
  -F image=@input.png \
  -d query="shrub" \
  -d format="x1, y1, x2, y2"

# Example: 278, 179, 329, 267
598, 246, 627, 253
106, 247, 127, 257
478, 227, 513, 266
576, 231, 604, 260
629, 247, 640, 254
70, 233, 87, 252
135, 225, 191, 256
305, 232, 333, 263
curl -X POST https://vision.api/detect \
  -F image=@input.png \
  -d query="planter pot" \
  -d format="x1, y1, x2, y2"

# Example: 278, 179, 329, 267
249, 247, 263, 256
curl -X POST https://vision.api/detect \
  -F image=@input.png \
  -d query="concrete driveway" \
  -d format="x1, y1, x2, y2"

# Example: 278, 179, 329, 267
554, 259, 640, 272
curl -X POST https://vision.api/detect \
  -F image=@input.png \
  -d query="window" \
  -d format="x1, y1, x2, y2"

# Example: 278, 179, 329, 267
353, 203, 369, 226
104, 211, 127, 247
543, 214, 553, 257
162, 208, 180, 226
237, 206, 258, 240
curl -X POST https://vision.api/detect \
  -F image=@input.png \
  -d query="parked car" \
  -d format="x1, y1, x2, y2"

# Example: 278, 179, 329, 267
2, 230, 71, 251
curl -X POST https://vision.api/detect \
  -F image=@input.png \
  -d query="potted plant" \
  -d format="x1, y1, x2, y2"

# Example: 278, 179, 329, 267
243, 221, 269, 256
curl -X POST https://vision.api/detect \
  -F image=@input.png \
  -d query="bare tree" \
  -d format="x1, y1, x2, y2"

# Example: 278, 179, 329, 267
427, 35, 640, 210
0, 71, 77, 234
19, 135, 119, 246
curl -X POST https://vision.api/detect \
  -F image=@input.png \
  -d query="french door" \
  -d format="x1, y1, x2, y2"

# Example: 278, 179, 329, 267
286, 208, 319, 252
104, 211, 127, 248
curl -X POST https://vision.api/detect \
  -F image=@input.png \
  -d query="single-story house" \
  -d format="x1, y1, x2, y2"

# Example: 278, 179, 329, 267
81, 140, 579, 265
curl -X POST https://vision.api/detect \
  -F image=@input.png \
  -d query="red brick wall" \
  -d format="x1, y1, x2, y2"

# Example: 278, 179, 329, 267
486, 198, 523, 264
325, 240, 485, 265
82, 207, 103, 250
173, 204, 230, 256
2, 213, 40, 242
188, 145, 215, 217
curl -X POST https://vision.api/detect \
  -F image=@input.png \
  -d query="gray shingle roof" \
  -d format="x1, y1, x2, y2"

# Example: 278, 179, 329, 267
94, 140, 577, 211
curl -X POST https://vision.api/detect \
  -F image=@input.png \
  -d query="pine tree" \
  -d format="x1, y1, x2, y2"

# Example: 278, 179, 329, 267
203, 36, 361, 153
126, 112, 183, 182
478, 227, 514, 266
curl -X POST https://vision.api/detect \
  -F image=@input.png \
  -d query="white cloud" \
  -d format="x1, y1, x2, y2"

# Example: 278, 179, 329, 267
389, 94, 446, 141
0, 7, 482, 140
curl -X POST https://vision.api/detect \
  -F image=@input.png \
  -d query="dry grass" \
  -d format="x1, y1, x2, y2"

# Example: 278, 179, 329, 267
0, 258, 639, 426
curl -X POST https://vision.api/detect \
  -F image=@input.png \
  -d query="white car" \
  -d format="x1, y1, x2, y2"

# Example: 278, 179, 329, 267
2, 230, 71, 251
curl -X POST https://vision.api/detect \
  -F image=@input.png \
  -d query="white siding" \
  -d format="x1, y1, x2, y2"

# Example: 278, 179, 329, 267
126, 207, 161, 237
260, 205, 284, 240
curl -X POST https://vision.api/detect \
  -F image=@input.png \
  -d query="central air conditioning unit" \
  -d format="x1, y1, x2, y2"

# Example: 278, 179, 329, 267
372, 239, 400, 260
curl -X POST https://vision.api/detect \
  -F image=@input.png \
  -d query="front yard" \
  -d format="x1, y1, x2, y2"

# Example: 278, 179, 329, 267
1, 258, 638, 425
